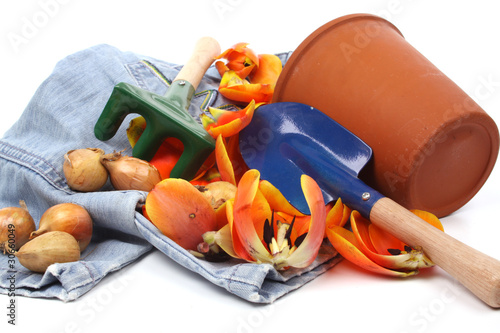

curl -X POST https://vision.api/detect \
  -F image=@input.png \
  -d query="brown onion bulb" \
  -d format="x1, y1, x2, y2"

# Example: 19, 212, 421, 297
63, 148, 109, 192
16, 231, 80, 273
100, 151, 161, 192
30, 203, 93, 251
0, 200, 36, 253
197, 181, 237, 210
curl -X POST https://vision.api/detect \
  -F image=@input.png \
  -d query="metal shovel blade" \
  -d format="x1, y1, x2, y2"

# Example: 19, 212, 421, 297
239, 102, 381, 215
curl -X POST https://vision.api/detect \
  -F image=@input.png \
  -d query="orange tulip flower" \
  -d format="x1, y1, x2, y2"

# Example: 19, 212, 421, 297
325, 210, 444, 276
215, 43, 282, 104
215, 42, 259, 79
208, 169, 326, 270
201, 100, 257, 139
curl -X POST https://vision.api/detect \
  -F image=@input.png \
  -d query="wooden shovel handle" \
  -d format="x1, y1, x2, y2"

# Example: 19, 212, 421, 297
173, 36, 221, 90
370, 197, 500, 308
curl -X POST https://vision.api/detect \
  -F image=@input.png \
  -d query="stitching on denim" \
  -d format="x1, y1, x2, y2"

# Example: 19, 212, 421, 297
227, 264, 241, 292
0, 263, 94, 294
141, 60, 218, 97
212, 103, 241, 111
132, 60, 219, 108
195, 90, 215, 112
226, 263, 261, 292
77, 261, 96, 289
141, 60, 172, 86
125, 62, 149, 90
0, 140, 71, 193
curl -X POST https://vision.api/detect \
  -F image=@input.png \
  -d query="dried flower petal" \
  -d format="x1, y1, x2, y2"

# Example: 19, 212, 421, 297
325, 225, 418, 277
202, 100, 256, 138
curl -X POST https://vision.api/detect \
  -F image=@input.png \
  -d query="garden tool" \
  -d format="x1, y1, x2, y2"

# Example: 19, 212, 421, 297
94, 37, 220, 180
239, 101, 500, 308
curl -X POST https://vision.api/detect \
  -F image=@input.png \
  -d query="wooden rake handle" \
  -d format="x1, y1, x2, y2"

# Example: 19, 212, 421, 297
174, 36, 221, 90
370, 197, 500, 308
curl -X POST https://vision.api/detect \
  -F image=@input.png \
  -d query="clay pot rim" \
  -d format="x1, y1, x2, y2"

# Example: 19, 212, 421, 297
274, 13, 403, 103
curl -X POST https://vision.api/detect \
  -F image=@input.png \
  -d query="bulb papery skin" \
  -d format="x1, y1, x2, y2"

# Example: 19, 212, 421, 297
16, 231, 80, 273
100, 151, 161, 192
0, 200, 36, 253
63, 148, 109, 192
30, 203, 93, 252
197, 181, 237, 210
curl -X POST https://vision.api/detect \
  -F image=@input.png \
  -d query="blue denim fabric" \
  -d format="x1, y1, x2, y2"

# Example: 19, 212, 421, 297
0, 44, 341, 303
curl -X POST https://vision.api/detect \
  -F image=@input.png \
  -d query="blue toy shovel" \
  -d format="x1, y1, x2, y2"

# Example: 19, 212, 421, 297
94, 37, 220, 180
239, 102, 500, 308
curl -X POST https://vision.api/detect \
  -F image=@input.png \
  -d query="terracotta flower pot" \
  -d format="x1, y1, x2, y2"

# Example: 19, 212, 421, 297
273, 14, 499, 217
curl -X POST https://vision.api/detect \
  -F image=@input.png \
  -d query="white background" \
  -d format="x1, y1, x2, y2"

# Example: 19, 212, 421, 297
1, 0, 500, 332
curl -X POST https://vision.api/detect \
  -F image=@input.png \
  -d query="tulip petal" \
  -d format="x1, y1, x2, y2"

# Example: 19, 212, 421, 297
216, 43, 260, 78
325, 225, 417, 277
249, 54, 282, 86
410, 209, 444, 231
204, 100, 256, 138
214, 200, 230, 231
369, 223, 408, 255
215, 61, 230, 77
189, 151, 218, 184
350, 211, 427, 271
200, 113, 216, 130
369, 210, 444, 256
219, 83, 273, 104
213, 223, 238, 259
149, 137, 183, 179
258, 179, 308, 239
229, 42, 259, 67
220, 55, 256, 79
190, 165, 221, 186
215, 135, 236, 185
219, 70, 248, 89
226, 199, 254, 262
251, 187, 272, 242
232, 170, 273, 263
258, 180, 305, 217
218, 71, 273, 103
225, 134, 249, 183
284, 175, 326, 268
350, 211, 378, 252
126, 116, 146, 148
145, 178, 217, 251
215, 44, 280, 104
325, 198, 350, 228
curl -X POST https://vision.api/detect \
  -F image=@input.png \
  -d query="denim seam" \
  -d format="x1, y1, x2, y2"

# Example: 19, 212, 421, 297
210, 103, 241, 111
140, 60, 172, 87
124, 62, 149, 90
197, 90, 216, 112
76, 261, 97, 290
227, 264, 261, 293
0, 140, 71, 194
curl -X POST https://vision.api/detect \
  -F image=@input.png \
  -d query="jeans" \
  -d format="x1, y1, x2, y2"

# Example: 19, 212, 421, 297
0, 44, 341, 303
